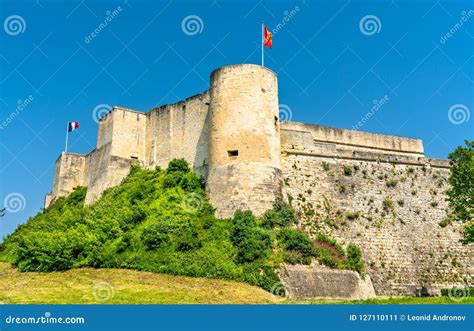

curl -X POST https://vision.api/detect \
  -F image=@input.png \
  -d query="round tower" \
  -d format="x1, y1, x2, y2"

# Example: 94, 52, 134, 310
207, 64, 282, 218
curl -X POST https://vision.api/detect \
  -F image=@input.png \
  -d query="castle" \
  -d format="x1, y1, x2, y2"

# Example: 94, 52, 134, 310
45, 64, 472, 297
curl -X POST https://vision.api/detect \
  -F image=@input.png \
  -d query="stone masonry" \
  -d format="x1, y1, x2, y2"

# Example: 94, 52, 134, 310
44, 64, 472, 296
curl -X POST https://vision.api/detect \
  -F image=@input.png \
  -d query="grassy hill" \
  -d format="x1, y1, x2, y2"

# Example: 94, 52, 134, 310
0, 262, 280, 304
0, 159, 364, 296
1, 262, 471, 304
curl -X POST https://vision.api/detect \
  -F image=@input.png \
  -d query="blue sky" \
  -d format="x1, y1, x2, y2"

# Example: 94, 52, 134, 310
0, 0, 473, 239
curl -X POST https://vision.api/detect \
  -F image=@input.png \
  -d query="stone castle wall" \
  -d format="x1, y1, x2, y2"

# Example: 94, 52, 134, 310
146, 91, 211, 176
280, 123, 473, 295
43, 64, 472, 296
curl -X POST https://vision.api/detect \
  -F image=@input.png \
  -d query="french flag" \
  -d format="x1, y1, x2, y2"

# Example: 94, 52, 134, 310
68, 121, 79, 132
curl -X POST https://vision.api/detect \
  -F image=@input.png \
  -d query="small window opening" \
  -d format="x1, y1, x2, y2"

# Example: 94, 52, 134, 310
228, 150, 239, 157
274, 116, 279, 126
131, 156, 139, 160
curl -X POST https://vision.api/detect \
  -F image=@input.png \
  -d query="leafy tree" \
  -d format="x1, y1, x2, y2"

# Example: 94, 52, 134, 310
446, 140, 474, 244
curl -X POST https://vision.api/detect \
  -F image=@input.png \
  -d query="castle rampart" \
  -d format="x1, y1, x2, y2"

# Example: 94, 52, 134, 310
44, 64, 471, 296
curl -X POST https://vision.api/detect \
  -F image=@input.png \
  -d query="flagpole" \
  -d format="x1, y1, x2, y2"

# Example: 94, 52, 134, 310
65, 122, 69, 153
261, 21, 264, 67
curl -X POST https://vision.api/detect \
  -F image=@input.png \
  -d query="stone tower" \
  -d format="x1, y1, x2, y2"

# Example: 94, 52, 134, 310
206, 64, 283, 218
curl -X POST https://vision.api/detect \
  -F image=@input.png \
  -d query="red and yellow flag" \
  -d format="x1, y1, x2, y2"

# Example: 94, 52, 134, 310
263, 26, 272, 48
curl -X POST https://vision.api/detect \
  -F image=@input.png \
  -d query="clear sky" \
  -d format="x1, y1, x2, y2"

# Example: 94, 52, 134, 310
0, 0, 473, 239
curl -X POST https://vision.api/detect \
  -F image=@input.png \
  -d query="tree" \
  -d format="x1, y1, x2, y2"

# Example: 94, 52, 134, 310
446, 140, 473, 244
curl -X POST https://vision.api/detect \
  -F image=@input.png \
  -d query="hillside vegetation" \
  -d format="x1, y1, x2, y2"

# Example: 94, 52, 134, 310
0, 159, 363, 294
2, 262, 471, 304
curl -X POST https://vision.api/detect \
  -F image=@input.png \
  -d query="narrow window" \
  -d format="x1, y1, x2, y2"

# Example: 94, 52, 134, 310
228, 150, 238, 157
131, 156, 139, 160
274, 116, 279, 126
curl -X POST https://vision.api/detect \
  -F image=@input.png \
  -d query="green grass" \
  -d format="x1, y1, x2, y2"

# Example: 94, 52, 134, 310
1, 263, 471, 304
290, 296, 474, 304
0, 262, 281, 304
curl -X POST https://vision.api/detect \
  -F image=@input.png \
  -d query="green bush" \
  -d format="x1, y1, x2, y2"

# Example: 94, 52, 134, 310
0, 158, 366, 294
346, 243, 364, 275
142, 220, 172, 250
167, 158, 190, 173
386, 180, 398, 188
231, 211, 271, 263
276, 228, 313, 257
262, 199, 296, 228
343, 165, 353, 176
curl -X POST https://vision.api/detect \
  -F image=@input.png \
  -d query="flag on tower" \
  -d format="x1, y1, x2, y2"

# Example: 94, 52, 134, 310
65, 121, 79, 153
263, 25, 272, 48
67, 121, 79, 132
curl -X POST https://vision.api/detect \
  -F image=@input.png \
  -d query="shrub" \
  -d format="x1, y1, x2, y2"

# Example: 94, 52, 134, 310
236, 228, 271, 263
386, 180, 398, 188
262, 199, 296, 228
343, 165, 353, 176
382, 197, 394, 211
346, 244, 364, 275
166, 158, 190, 173
231, 211, 272, 263
338, 184, 346, 194
142, 220, 172, 250
277, 228, 313, 257
438, 217, 451, 228
322, 162, 330, 171
314, 233, 345, 257
346, 212, 360, 220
